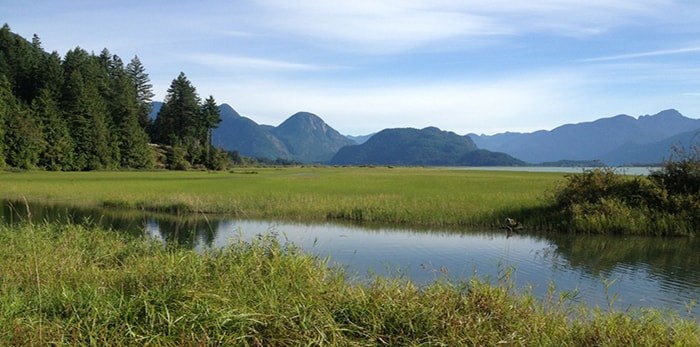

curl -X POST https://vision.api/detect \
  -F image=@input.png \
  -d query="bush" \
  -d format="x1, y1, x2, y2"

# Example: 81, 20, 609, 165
550, 148, 700, 235
649, 145, 700, 197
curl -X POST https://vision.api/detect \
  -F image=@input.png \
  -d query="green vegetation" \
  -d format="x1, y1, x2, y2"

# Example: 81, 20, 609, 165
2, 223, 698, 346
548, 148, 700, 236
0, 167, 560, 229
0, 25, 226, 171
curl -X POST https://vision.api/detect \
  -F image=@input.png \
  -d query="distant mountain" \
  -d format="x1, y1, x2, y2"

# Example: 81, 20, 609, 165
329, 127, 524, 166
271, 112, 356, 163
151, 102, 355, 162
213, 104, 290, 159
600, 127, 700, 165
469, 109, 700, 164
149, 101, 163, 120
346, 133, 374, 144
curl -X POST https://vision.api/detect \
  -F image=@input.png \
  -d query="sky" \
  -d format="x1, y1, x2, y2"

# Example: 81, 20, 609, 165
3, 0, 700, 136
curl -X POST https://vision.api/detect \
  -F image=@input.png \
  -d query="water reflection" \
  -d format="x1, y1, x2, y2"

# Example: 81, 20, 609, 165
2, 200, 699, 318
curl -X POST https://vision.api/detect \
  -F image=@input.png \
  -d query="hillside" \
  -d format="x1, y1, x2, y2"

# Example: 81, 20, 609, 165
329, 127, 524, 166
470, 109, 700, 164
212, 104, 290, 159
600, 128, 700, 165
272, 112, 356, 163
152, 103, 355, 162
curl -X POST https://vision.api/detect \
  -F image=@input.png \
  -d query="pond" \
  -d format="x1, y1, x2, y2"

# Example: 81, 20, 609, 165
2, 200, 699, 319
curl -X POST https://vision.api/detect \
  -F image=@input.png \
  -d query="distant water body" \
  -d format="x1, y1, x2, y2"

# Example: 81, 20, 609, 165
445, 166, 659, 175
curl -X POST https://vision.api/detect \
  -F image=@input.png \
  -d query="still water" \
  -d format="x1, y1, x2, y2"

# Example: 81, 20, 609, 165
447, 166, 659, 175
2, 200, 699, 318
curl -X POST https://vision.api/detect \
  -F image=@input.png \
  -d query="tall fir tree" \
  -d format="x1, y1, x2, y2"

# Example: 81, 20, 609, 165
40, 51, 64, 97
2, 88, 43, 169
32, 88, 75, 170
107, 55, 153, 168
0, 76, 11, 167
61, 49, 113, 170
126, 55, 155, 132
200, 95, 222, 163
153, 72, 201, 145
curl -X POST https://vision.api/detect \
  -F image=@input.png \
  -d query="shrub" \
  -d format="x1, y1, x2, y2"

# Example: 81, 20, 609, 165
550, 147, 700, 235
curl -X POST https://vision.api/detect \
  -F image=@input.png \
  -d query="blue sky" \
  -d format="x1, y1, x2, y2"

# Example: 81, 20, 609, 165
4, 0, 700, 135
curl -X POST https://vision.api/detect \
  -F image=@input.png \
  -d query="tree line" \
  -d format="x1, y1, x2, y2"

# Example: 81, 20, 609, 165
0, 24, 225, 171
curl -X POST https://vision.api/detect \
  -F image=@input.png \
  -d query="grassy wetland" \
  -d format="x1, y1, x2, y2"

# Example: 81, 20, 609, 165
2, 223, 699, 346
2, 167, 700, 345
0, 167, 562, 229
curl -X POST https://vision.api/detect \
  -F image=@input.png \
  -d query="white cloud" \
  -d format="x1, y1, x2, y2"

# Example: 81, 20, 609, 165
251, 0, 674, 53
196, 72, 583, 135
580, 46, 700, 62
182, 53, 326, 71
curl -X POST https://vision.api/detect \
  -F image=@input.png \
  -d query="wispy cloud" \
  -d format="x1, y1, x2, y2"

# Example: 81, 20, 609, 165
250, 0, 672, 53
182, 53, 327, 71
196, 71, 585, 134
581, 46, 700, 62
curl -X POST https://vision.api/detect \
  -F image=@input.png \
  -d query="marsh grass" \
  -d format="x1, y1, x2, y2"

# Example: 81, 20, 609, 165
0, 168, 560, 229
1, 223, 698, 346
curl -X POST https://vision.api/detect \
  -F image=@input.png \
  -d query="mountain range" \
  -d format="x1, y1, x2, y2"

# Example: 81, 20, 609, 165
212, 104, 355, 163
469, 109, 700, 165
150, 103, 700, 166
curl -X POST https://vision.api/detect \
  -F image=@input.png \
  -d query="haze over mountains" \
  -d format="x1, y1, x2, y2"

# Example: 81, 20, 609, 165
151, 103, 700, 166
469, 109, 700, 166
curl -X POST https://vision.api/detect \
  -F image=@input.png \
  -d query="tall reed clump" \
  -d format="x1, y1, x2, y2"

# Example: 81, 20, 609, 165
1, 223, 699, 346
548, 148, 700, 235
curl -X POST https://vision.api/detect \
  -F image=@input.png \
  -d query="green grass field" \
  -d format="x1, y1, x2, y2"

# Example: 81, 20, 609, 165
2, 223, 698, 346
0, 167, 563, 229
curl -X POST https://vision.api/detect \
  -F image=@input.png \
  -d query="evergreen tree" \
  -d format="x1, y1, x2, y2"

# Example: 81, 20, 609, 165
0, 24, 43, 103
2, 88, 43, 169
200, 95, 222, 164
40, 51, 64, 97
33, 88, 75, 170
61, 50, 113, 170
126, 55, 155, 132
31, 34, 42, 50
0, 27, 159, 171
0, 76, 10, 167
108, 56, 153, 168
153, 72, 202, 149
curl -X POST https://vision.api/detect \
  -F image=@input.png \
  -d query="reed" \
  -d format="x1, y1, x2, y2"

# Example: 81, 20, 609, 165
1, 223, 698, 346
0, 168, 560, 229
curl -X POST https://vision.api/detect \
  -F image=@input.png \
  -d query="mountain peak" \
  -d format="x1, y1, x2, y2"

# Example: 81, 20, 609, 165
285, 111, 322, 122
218, 103, 241, 119
271, 112, 355, 163
641, 109, 682, 120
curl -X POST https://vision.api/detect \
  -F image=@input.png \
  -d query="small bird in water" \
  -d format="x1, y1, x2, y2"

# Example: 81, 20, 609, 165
504, 217, 523, 238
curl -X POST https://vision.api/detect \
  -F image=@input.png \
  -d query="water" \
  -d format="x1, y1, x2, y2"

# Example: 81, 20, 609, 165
445, 166, 660, 175
2, 200, 699, 318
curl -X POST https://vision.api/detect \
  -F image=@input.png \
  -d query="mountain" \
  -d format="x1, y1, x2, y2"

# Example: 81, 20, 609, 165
212, 104, 290, 159
346, 133, 375, 144
271, 112, 356, 163
469, 109, 700, 164
151, 102, 355, 162
329, 127, 524, 166
600, 127, 700, 165
149, 101, 163, 120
